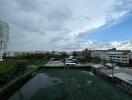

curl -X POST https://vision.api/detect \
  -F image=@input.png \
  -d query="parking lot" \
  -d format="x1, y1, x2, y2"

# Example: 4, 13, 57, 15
45, 61, 65, 67
45, 60, 94, 67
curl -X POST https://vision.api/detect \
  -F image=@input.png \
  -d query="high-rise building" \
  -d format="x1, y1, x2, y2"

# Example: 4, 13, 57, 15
0, 21, 9, 61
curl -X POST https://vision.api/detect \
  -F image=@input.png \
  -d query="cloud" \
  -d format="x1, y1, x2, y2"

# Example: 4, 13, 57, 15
64, 40, 132, 51
0, 0, 132, 51
111, 41, 132, 50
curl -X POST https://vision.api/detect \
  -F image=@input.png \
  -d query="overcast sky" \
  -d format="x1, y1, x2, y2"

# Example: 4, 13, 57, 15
0, 0, 132, 51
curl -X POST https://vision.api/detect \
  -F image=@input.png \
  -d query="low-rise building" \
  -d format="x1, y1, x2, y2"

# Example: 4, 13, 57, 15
128, 53, 132, 60
91, 64, 104, 73
91, 49, 131, 60
91, 50, 108, 59
106, 52, 129, 64
108, 73, 132, 94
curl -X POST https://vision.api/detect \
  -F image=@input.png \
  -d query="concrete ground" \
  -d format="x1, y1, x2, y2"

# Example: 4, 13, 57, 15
45, 61, 65, 67
76, 62, 94, 66
45, 60, 94, 67
99, 66, 132, 76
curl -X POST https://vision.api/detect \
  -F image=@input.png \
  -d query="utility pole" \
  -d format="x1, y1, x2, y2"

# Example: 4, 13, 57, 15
110, 56, 114, 83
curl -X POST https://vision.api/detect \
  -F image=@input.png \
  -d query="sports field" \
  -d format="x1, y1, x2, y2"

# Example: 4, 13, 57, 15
30, 69, 132, 100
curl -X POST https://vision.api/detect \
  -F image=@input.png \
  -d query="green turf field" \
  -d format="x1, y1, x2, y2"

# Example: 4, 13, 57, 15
30, 69, 132, 100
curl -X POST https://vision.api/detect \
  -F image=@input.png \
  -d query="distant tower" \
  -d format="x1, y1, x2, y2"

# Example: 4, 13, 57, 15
0, 21, 9, 61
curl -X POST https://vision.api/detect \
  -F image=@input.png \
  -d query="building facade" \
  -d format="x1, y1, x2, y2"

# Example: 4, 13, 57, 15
0, 21, 9, 61
106, 52, 129, 64
128, 53, 132, 59
91, 49, 131, 63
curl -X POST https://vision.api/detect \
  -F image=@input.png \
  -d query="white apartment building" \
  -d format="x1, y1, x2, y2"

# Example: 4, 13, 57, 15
91, 50, 108, 59
128, 53, 132, 60
106, 52, 129, 64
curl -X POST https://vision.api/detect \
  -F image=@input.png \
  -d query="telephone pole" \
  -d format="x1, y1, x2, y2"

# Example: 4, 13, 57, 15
110, 56, 114, 83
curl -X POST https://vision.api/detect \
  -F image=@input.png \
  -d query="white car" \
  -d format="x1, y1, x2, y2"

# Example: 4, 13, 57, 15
65, 60, 76, 66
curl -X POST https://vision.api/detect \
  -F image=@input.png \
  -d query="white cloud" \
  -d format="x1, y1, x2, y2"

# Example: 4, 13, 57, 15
0, 0, 132, 51
71, 40, 132, 51
111, 41, 121, 47
114, 41, 132, 50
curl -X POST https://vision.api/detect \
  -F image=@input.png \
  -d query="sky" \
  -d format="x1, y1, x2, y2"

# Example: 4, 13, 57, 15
0, 0, 132, 51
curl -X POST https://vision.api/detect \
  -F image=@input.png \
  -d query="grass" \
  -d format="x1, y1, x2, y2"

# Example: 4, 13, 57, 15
0, 57, 47, 76
0, 60, 15, 75
0, 67, 38, 100
0, 59, 36, 89
30, 69, 132, 100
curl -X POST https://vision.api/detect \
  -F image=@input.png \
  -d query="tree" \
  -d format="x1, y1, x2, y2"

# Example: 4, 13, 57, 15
72, 52, 77, 57
83, 49, 92, 62
92, 57, 101, 63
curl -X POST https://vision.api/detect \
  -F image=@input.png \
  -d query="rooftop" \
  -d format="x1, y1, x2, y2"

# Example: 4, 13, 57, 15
109, 73, 132, 85
107, 52, 128, 55
91, 64, 104, 68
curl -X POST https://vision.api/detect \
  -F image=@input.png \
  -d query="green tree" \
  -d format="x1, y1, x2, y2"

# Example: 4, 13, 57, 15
92, 57, 101, 63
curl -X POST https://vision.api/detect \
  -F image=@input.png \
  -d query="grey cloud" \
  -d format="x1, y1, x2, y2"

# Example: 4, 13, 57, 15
16, 0, 39, 12
46, 6, 72, 31
16, 0, 49, 12
0, 0, 72, 33
47, 6, 72, 22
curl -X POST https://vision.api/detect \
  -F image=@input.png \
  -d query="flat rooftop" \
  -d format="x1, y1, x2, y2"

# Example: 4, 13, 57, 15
91, 64, 104, 68
109, 73, 132, 85
115, 73, 132, 85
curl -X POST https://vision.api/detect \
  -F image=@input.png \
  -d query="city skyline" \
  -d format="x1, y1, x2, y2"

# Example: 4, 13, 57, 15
0, 0, 132, 51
